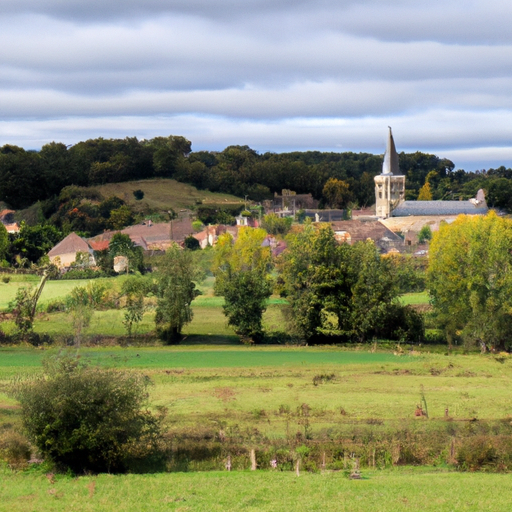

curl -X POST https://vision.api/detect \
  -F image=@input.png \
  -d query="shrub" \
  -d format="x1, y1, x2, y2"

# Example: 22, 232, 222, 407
1, 275, 10, 283
25, 332, 54, 347
457, 436, 498, 471
0, 329, 17, 345
133, 189, 144, 200
10, 353, 163, 473
0, 430, 32, 469
45, 299, 67, 313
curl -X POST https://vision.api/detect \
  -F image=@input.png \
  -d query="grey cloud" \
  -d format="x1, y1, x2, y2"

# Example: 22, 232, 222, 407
2, 15, 512, 97
4, 78, 512, 120
5, 1, 511, 47
2, 0, 512, 172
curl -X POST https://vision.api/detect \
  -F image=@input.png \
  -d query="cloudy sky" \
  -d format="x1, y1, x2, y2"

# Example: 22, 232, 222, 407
2, 0, 512, 170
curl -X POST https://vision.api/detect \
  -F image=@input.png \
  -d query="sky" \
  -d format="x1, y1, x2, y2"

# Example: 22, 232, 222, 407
2, 0, 512, 171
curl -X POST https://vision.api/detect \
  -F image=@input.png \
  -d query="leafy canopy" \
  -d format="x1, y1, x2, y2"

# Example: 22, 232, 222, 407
428, 212, 512, 350
155, 244, 199, 343
213, 227, 273, 341
10, 352, 162, 474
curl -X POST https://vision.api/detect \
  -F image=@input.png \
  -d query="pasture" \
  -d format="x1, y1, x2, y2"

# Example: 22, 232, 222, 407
3, 275, 512, 510
1, 468, 510, 511
1, 345, 512, 510
95, 178, 243, 211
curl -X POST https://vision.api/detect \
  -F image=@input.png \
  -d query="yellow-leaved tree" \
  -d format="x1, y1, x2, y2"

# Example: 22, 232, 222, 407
212, 227, 273, 342
428, 212, 512, 350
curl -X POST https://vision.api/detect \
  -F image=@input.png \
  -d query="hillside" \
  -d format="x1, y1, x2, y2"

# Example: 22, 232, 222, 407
92, 179, 244, 212
14, 179, 245, 226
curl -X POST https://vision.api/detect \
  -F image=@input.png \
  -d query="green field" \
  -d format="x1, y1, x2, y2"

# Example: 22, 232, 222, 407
0, 468, 509, 511
1, 274, 431, 342
4, 276, 508, 510
1, 346, 512, 510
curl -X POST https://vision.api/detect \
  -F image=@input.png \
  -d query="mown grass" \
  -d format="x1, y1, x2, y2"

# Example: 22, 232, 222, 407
1, 467, 511, 511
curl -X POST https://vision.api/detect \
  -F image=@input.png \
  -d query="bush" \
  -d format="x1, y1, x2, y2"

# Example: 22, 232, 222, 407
184, 235, 200, 250
44, 298, 67, 313
59, 268, 116, 280
133, 189, 144, 200
10, 353, 163, 473
0, 430, 32, 469
0, 329, 17, 345
457, 436, 498, 471
27, 332, 54, 347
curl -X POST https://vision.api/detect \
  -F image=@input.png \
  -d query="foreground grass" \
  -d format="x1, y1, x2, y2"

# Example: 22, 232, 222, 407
0, 467, 509, 511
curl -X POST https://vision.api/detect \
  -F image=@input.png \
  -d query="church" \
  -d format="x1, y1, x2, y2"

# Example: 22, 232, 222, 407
374, 128, 488, 219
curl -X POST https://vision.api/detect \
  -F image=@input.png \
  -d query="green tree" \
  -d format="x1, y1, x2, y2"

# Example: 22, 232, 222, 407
155, 244, 198, 343
184, 235, 200, 250
10, 353, 162, 474
261, 213, 293, 235
281, 222, 418, 343
10, 224, 63, 264
281, 222, 353, 342
418, 225, 433, 243
428, 212, 512, 350
322, 178, 352, 209
348, 241, 400, 342
213, 227, 273, 341
0, 223, 8, 262
9, 270, 52, 340
109, 233, 143, 273
122, 276, 154, 337
107, 205, 134, 230
67, 282, 106, 346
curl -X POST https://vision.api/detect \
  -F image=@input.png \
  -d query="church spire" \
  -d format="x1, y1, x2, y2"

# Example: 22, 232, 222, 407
382, 126, 400, 175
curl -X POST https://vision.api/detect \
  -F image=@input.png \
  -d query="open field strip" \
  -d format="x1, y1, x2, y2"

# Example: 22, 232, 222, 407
0, 276, 126, 311
0, 468, 510, 511
1, 348, 512, 432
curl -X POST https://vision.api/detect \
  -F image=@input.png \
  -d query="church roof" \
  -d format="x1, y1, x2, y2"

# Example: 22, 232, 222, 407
382, 127, 401, 176
392, 200, 488, 217
331, 220, 403, 244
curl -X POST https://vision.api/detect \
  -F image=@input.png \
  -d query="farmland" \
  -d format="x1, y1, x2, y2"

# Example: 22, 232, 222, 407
2, 274, 512, 510
2, 346, 512, 510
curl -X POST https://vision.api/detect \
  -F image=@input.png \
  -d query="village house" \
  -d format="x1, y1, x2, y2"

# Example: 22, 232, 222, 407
47, 232, 95, 268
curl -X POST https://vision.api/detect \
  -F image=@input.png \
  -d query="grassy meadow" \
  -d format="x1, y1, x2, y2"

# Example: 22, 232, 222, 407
1, 468, 510, 511
2, 347, 512, 509
95, 178, 243, 212
3, 274, 512, 509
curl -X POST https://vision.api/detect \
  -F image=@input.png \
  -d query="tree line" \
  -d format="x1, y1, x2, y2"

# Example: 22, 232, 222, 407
3, 135, 512, 213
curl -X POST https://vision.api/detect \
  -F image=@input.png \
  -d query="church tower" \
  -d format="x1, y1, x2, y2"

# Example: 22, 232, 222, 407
374, 127, 405, 218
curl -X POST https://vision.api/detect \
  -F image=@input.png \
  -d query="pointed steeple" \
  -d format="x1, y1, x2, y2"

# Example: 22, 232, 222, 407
382, 126, 400, 175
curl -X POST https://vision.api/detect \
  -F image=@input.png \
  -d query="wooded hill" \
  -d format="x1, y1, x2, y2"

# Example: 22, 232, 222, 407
2, 135, 512, 212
